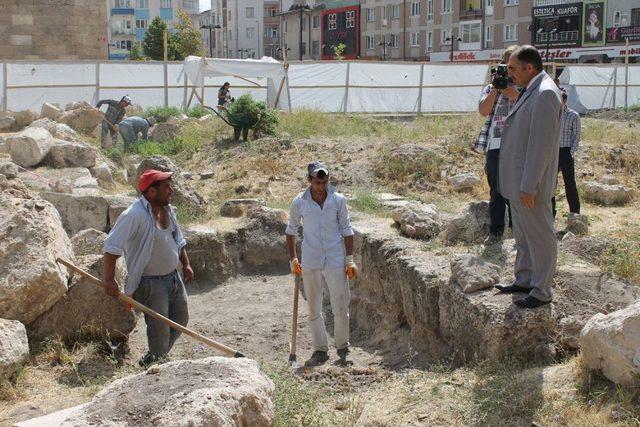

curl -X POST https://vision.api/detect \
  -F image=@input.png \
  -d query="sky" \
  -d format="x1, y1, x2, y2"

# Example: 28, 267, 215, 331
199, 0, 211, 12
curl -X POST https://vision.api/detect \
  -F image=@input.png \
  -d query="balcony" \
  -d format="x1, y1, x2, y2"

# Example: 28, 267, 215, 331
536, 30, 579, 43
460, 0, 483, 19
111, 8, 134, 15
533, 0, 574, 6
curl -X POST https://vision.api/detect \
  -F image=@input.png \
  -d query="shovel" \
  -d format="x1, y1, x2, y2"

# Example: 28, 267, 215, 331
288, 274, 302, 368
56, 258, 246, 358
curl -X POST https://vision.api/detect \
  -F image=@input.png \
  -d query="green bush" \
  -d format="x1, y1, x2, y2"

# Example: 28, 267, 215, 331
186, 106, 212, 118
226, 94, 279, 138
144, 106, 182, 123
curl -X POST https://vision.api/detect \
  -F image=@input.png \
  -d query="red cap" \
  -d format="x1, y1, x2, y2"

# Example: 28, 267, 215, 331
138, 169, 173, 192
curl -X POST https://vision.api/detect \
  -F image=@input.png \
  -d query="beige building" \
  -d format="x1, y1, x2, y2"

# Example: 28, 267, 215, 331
0, 0, 109, 60
281, 2, 324, 60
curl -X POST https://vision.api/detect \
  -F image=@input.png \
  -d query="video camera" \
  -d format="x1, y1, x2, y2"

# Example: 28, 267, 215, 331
491, 64, 511, 90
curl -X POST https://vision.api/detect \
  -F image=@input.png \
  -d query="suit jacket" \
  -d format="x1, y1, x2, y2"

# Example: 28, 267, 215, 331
499, 72, 562, 202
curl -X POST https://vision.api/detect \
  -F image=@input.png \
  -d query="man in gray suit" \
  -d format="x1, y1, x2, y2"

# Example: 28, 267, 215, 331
494, 46, 562, 308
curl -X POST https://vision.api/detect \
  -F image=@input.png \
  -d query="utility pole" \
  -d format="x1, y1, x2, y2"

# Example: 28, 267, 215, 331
290, 3, 310, 61
445, 34, 462, 62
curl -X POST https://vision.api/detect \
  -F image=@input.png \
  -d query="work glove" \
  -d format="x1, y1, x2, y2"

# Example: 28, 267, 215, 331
345, 255, 358, 279
290, 258, 302, 276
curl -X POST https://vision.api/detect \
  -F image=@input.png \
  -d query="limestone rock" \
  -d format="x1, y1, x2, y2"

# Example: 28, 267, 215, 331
71, 229, 107, 256
64, 101, 92, 111
150, 122, 180, 142
184, 228, 236, 283
382, 144, 443, 182
40, 103, 62, 121
447, 172, 481, 192
582, 181, 633, 206
28, 255, 136, 344
564, 213, 589, 236
0, 174, 32, 199
442, 201, 491, 245
58, 106, 104, 134
47, 139, 98, 169
0, 197, 73, 325
90, 162, 113, 184
7, 127, 55, 167
18, 357, 275, 427
13, 109, 39, 129
105, 195, 136, 230
0, 319, 29, 381
38, 168, 98, 194
0, 112, 16, 131
559, 236, 611, 264
136, 156, 205, 213
391, 201, 444, 240
41, 192, 109, 235
0, 160, 20, 179
241, 206, 289, 272
29, 118, 82, 143
450, 255, 501, 293
581, 301, 640, 386
220, 198, 266, 218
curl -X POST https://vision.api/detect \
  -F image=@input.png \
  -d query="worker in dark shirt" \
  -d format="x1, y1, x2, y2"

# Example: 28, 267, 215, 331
218, 82, 231, 109
97, 95, 132, 148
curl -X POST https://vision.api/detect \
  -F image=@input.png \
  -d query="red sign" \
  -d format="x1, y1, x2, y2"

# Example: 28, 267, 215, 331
321, 5, 359, 60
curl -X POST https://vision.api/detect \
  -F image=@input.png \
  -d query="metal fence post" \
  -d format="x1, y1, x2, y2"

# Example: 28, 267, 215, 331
417, 63, 425, 114
343, 62, 351, 113
94, 61, 101, 106
2, 62, 7, 112
164, 62, 169, 107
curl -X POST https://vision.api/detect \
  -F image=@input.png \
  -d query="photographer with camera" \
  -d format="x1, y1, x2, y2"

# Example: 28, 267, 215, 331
473, 45, 520, 245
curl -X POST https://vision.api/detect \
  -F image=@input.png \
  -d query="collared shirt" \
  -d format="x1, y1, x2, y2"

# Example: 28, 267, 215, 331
474, 84, 517, 152
559, 107, 580, 154
119, 116, 150, 144
285, 186, 354, 270
526, 71, 545, 91
97, 99, 127, 125
103, 197, 187, 295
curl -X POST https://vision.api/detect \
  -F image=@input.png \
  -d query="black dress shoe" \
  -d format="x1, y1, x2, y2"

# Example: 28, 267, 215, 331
495, 284, 530, 294
514, 295, 551, 308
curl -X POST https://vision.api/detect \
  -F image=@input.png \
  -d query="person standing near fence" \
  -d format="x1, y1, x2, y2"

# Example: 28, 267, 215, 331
473, 45, 520, 245
552, 89, 581, 218
97, 95, 132, 149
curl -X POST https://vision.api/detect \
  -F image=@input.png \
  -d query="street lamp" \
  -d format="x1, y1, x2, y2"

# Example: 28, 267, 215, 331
214, 24, 225, 58
445, 35, 462, 62
289, 3, 311, 60
378, 36, 392, 61
200, 23, 214, 57
255, 19, 261, 58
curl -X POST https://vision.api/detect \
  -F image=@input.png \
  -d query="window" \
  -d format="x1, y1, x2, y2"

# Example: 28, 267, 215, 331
266, 8, 277, 17
427, 0, 434, 20
441, 29, 451, 44
460, 21, 481, 44
228, 11, 231, 21
284, 21, 287, 32
367, 8, 375, 21
181, 0, 195, 9
301, 42, 306, 55
504, 0, 518, 6
114, 0, 131, 7
633, 8, 640, 26
486, 0, 494, 15
381, 5, 387, 21
613, 11, 629, 27
135, 19, 147, 29
246, 27, 254, 39
411, 2, 420, 16
504, 24, 517, 41
160, 0, 171, 8
426, 31, 433, 52
484, 25, 493, 48
392, 4, 400, 19
265, 27, 278, 38
116, 40, 132, 50
228, 30, 232, 41
390, 33, 399, 47
312, 40, 320, 56
441, 0, 452, 13
410, 32, 420, 46
246, 7, 254, 18
366, 36, 376, 49
313, 15, 320, 28
136, 0, 148, 8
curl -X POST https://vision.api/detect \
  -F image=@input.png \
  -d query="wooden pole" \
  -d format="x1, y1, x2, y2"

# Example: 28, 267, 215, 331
2, 62, 7, 112
288, 275, 301, 366
274, 77, 285, 110
163, 29, 168, 62
624, 37, 629, 109
56, 258, 246, 358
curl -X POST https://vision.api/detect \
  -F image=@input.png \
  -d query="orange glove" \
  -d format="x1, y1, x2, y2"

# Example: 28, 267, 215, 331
290, 258, 302, 276
345, 255, 358, 279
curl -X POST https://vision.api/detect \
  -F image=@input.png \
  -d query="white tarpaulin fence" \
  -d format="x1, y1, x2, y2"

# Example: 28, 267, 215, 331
1, 60, 639, 114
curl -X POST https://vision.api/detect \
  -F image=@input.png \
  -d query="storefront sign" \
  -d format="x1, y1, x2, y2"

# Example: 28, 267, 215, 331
606, 26, 640, 43
532, 2, 582, 47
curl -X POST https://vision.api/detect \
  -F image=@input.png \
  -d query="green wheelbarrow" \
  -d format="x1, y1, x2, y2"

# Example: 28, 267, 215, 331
204, 105, 260, 142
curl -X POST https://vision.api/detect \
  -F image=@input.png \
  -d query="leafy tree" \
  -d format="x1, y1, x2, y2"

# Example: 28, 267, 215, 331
129, 42, 146, 60
143, 17, 169, 60
171, 9, 203, 60
333, 43, 346, 60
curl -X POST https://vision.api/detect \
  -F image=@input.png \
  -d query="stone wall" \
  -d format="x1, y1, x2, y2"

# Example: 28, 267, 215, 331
0, 0, 108, 60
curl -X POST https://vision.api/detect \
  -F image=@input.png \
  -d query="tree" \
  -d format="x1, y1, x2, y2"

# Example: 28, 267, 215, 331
333, 43, 346, 60
171, 9, 203, 60
143, 17, 169, 60
129, 42, 146, 60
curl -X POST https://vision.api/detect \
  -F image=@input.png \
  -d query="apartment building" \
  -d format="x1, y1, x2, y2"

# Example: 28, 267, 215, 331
209, 0, 293, 59
108, 0, 200, 59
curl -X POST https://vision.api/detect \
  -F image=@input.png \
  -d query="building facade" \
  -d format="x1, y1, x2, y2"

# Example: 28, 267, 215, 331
0, 0, 108, 60
108, 0, 200, 59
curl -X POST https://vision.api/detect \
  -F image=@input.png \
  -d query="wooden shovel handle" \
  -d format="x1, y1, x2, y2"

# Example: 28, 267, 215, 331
290, 275, 301, 358
56, 258, 245, 358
